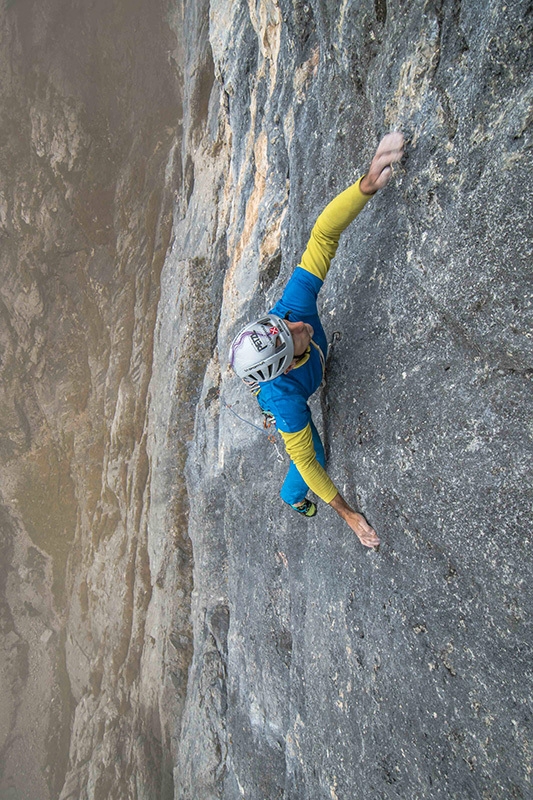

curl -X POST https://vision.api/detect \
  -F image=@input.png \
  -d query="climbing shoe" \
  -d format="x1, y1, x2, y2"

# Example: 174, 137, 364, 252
290, 498, 317, 517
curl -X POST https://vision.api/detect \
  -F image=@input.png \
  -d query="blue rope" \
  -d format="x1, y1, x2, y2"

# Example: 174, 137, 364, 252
222, 398, 284, 462
222, 399, 269, 434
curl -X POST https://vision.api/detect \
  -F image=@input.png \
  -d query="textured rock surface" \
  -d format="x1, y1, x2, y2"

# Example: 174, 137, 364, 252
174, 1, 533, 798
0, 0, 532, 799
0, 1, 179, 797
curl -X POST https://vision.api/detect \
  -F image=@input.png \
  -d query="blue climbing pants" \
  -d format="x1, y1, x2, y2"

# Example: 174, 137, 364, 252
279, 418, 326, 506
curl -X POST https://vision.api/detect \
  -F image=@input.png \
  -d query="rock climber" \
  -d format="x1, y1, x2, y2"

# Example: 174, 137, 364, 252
229, 132, 405, 548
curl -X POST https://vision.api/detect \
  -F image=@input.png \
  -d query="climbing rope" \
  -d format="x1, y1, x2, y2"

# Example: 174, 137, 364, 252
221, 397, 285, 462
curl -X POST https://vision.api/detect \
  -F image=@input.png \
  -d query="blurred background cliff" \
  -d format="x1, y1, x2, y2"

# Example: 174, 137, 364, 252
0, 1, 531, 798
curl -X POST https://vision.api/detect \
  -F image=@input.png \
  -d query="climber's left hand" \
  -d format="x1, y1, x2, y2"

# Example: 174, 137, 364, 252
360, 132, 405, 195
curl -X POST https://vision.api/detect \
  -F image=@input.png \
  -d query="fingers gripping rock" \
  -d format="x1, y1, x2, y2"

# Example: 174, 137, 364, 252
362, 131, 405, 193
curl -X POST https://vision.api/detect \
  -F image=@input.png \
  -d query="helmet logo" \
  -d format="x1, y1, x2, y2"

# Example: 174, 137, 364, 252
250, 331, 268, 352
229, 314, 294, 381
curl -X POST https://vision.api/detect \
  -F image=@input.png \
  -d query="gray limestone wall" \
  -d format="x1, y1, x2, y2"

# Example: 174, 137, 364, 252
0, 0, 531, 799
173, 1, 533, 798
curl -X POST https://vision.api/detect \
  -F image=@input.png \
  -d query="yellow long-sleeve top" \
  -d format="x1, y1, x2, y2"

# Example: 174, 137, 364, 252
260, 177, 372, 503
299, 176, 371, 281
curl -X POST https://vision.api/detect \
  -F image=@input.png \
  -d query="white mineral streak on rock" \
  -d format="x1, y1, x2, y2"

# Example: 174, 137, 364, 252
248, 0, 282, 93
293, 45, 320, 103
232, 130, 268, 269
384, 16, 442, 139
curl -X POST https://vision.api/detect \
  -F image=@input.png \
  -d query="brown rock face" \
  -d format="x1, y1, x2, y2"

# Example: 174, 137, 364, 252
0, 1, 181, 797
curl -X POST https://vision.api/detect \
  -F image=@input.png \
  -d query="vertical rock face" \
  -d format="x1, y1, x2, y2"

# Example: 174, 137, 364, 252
173, 1, 533, 799
0, 1, 180, 798
0, 1, 531, 799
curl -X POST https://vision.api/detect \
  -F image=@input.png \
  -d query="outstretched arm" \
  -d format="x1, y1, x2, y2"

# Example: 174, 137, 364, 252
279, 425, 339, 504
299, 178, 371, 281
293, 133, 404, 548
281, 424, 380, 549
329, 493, 380, 549
324, 132, 405, 548
300, 132, 404, 282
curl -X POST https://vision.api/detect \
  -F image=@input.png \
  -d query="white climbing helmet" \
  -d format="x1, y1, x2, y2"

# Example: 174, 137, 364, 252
229, 314, 294, 383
